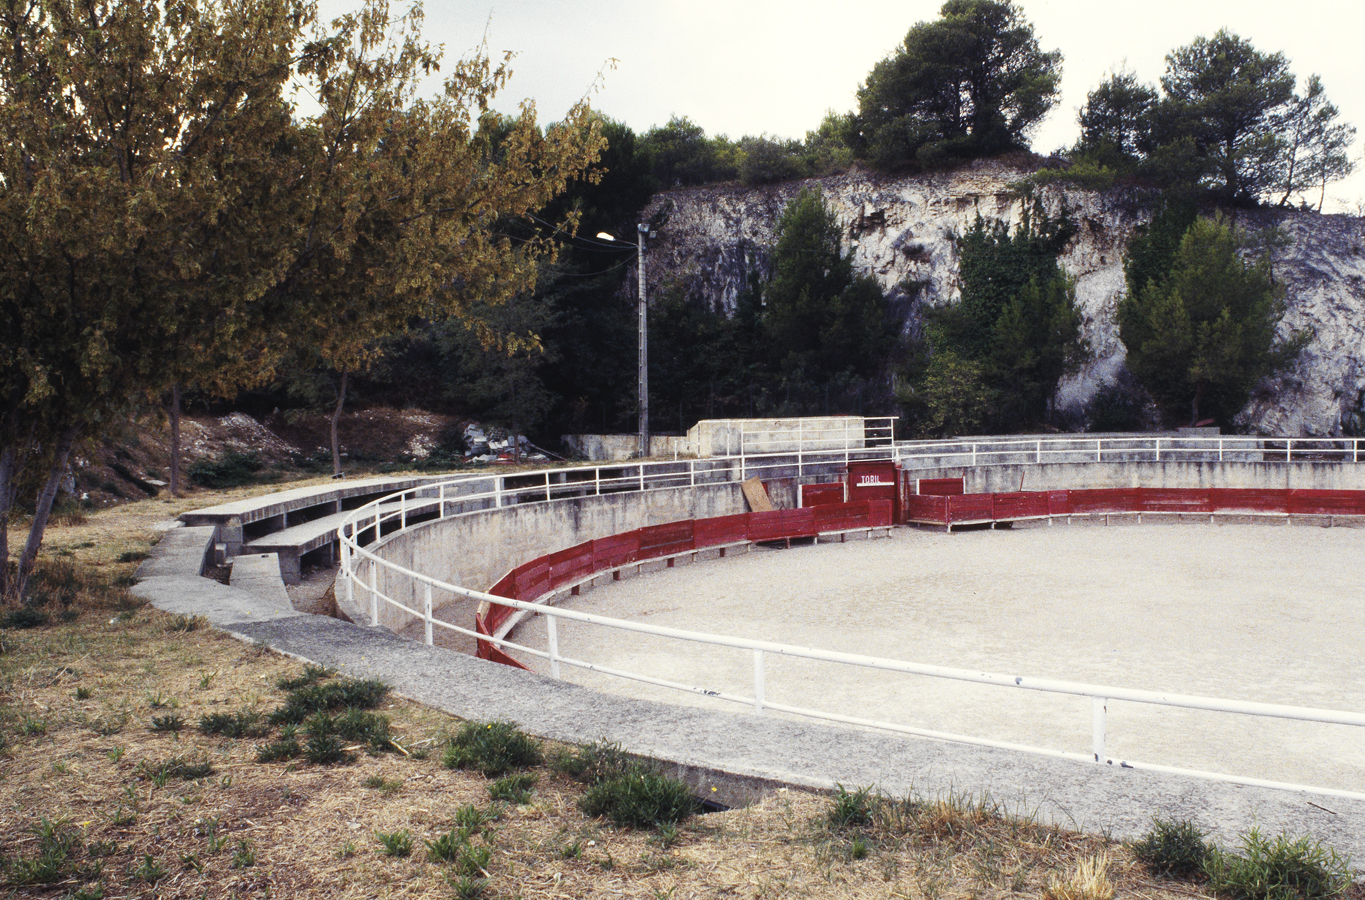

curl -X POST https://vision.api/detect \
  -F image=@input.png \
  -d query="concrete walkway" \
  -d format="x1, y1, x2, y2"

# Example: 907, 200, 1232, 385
133, 525, 1365, 866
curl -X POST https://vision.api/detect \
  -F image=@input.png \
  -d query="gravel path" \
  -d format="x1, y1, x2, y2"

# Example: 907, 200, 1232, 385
510, 521, 1365, 796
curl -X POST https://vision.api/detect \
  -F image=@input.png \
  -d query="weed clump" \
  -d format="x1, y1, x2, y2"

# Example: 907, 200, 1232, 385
443, 721, 541, 777
268, 678, 389, 726
550, 739, 633, 785
579, 768, 699, 829
826, 784, 875, 829
1203, 828, 1352, 900
1132, 818, 1210, 878
188, 450, 265, 488
198, 710, 267, 738
489, 773, 537, 804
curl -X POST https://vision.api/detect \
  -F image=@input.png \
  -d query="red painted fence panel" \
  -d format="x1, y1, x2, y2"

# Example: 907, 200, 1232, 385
1138, 488, 1213, 513
748, 508, 816, 542
546, 541, 594, 589
946, 493, 995, 524
1208, 489, 1288, 513
903, 494, 949, 523
592, 531, 640, 569
694, 513, 749, 547
638, 520, 695, 559
917, 477, 965, 495
992, 491, 1049, 519
1289, 490, 1365, 516
812, 500, 870, 532
800, 483, 846, 506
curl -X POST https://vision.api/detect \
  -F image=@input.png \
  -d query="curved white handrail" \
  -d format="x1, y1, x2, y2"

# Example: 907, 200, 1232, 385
334, 441, 1365, 800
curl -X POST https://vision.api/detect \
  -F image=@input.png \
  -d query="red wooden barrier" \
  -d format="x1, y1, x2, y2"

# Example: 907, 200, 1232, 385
813, 500, 871, 532
748, 508, 816, 542
1289, 490, 1365, 516
1138, 488, 1213, 513
917, 477, 965, 495
638, 520, 694, 558
1208, 489, 1288, 513
592, 531, 640, 569
693, 513, 749, 547
903, 494, 949, 522
546, 541, 594, 589
992, 491, 1049, 519
946, 493, 994, 524
800, 483, 846, 506
1047, 490, 1071, 516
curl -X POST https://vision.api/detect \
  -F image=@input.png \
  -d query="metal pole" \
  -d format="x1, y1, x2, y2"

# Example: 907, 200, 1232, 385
638, 223, 649, 459
753, 649, 765, 714
424, 583, 433, 646
368, 564, 378, 627
1092, 697, 1107, 763
547, 615, 561, 680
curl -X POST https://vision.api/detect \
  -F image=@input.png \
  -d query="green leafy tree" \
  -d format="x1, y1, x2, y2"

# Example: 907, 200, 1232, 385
1118, 215, 1308, 426
1158, 30, 1297, 203
1274, 75, 1357, 210
851, 0, 1061, 170
639, 116, 739, 187
1075, 70, 1159, 170
0, 0, 601, 593
909, 202, 1085, 433
762, 189, 894, 410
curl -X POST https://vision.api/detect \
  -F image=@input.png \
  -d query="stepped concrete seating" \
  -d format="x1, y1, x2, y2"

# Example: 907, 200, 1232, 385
180, 475, 440, 583
228, 553, 296, 617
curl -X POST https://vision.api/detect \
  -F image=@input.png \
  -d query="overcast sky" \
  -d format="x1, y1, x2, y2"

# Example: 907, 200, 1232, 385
395, 0, 1364, 212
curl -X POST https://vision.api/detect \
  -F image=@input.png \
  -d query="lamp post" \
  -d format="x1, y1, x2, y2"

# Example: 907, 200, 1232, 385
597, 224, 651, 459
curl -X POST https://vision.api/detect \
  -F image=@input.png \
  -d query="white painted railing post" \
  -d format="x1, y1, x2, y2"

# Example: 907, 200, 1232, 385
545, 473, 552, 502
1219, 438, 1224, 462
1036, 440, 1042, 464
341, 540, 354, 609
439, 482, 446, 518
595, 466, 601, 496
547, 615, 561, 680
1155, 439, 1161, 462
495, 476, 503, 509
1092, 697, 1107, 763
368, 564, 378, 627
753, 649, 765, 714
424, 583, 433, 647
971, 443, 977, 467
638, 464, 645, 493
1096, 439, 1101, 463
400, 492, 407, 529
1287, 439, 1292, 462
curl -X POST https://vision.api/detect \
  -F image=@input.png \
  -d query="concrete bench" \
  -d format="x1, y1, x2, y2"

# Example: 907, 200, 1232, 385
135, 526, 217, 579
228, 553, 295, 616
243, 498, 443, 583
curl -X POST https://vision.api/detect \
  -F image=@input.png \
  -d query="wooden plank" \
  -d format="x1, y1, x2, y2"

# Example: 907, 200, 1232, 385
741, 476, 775, 512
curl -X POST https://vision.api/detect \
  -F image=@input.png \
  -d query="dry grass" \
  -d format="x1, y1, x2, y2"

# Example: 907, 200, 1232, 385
0, 496, 1269, 899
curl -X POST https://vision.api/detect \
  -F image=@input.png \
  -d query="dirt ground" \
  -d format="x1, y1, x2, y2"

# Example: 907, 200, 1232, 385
512, 521, 1365, 797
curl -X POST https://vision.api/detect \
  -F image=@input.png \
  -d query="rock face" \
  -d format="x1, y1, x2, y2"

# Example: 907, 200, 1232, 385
643, 158, 1365, 436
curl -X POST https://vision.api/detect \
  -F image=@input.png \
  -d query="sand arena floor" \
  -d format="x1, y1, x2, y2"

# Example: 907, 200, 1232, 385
509, 521, 1365, 795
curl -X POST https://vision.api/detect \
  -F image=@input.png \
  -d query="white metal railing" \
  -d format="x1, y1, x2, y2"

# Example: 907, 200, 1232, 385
892, 434, 1364, 470
738, 416, 897, 480
332, 429, 1365, 800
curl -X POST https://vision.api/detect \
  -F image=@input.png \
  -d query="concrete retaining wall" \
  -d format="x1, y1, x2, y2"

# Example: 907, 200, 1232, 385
909, 461, 1365, 494
357, 482, 747, 633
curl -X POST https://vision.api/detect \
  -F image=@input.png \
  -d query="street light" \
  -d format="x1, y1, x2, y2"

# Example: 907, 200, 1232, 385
596, 224, 651, 459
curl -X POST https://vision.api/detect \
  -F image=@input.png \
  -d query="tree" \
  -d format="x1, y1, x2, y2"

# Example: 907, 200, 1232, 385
851, 0, 1061, 170
0, 0, 601, 595
762, 189, 894, 408
1118, 215, 1308, 426
1075, 70, 1159, 169
910, 201, 1085, 433
1158, 31, 1296, 203
1275, 75, 1356, 210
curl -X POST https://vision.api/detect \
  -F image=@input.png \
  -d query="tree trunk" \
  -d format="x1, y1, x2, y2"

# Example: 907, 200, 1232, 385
168, 383, 182, 498
17, 422, 80, 587
0, 442, 16, 600
330, 369, 348, 478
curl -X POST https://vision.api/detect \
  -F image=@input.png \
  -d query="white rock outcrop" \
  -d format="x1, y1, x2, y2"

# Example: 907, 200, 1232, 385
645, 159, 1365, 436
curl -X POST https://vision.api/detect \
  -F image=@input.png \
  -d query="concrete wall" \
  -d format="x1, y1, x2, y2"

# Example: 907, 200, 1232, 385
686, 417, 867, 458
561, 434, 688, 461
907, 461, 1365, 494
358, 482, 747, 633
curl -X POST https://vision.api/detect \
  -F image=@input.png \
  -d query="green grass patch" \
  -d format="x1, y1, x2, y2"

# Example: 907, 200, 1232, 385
442, 721, 541, 777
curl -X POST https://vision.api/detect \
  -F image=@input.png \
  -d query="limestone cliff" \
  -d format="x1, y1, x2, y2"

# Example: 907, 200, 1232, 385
643, 158, 1365, 436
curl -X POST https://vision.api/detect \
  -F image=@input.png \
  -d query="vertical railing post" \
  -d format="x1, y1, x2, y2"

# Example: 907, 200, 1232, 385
798, 419, 804, 478
1096, 439, 1102, 463
1036, 440, 1042, 464
423, 583, 433, 647
971, 443, 977, 467
400, 492, 407, 530
545, 472, 552, 503
1286, 439, 1292, 462
595, 466, 601, 496
753, 649, 765, 714
439, 482, 447, 518
690, 459, 696, 488
1091, 697, 1107, 763
368, 564, 378, 627
1219, 438, 1224, 462
638, 463, 645, 493
547, 615, 561, 680
342, 540, 354, 609
1155, 439, 1161, 462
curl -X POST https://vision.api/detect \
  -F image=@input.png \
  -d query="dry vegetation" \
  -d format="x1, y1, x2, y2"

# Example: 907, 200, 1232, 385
1, 495, 1358, 899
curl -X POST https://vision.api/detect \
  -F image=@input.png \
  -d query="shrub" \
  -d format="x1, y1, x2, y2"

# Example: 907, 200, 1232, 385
443, 721, 541, 777
1132, 818, 1210, 878
579, 769, 698, 829
1203, 829, 1352, 900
